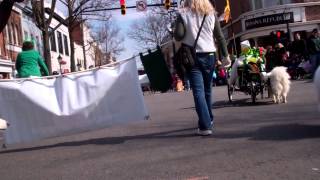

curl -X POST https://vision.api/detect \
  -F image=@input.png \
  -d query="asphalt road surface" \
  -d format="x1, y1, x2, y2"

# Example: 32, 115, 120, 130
0, 80, 319, 180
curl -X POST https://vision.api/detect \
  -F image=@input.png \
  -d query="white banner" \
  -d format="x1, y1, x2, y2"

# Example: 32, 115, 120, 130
0, 59, 149, 144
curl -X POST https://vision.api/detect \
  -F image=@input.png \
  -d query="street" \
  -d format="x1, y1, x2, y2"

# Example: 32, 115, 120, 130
0, 80, 319, 180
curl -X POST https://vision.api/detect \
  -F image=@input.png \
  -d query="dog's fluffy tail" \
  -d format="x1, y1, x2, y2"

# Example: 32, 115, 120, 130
262, 66, 290, 81
272, 66, 291, 92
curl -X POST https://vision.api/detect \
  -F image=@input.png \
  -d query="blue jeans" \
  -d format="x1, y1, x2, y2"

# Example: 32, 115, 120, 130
310, 52, 320, 75
184, 74, 191, 90
188, 53, 216, 130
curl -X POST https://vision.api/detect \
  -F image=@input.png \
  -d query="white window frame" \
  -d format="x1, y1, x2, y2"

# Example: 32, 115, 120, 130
15, 24, 19, 45
11, 23, 16, 45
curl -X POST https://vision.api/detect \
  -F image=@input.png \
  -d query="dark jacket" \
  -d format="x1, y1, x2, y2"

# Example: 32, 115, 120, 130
307, 35, 320, 55
290, 39, 307, 57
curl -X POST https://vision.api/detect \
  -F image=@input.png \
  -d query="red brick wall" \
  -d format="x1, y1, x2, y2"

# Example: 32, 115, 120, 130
6, 10, 22, 47
0, 9, 22, 62
214, 0, 251, 19
0, 32, 6, 58
71, 23, 84, 45
305, 5, 320, 21
228, 20, 242, 37
230, 0, 251, 19
302, 0, 320, 2
215, 0, 319, 19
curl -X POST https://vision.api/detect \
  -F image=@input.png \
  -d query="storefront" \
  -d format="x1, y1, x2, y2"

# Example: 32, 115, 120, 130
217, 1, 320, 54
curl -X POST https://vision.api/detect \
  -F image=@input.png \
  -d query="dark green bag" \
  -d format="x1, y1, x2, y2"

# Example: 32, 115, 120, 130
140, 47, 172, 92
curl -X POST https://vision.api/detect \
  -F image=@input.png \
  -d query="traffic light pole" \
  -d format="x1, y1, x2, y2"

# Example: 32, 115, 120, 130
86, 2, 178, 13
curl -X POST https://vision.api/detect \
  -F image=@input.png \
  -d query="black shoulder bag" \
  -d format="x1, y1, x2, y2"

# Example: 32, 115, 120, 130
173, 15, 207, 79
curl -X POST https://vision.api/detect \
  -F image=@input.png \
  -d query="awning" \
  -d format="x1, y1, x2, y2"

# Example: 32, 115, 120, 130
0, 59, 14, 73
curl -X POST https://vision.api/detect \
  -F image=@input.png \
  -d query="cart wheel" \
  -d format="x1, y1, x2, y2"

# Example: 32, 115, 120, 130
250, 82, 256, 103
227, 83, 234, 103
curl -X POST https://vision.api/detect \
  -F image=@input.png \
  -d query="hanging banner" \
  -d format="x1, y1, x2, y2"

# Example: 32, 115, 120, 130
0, 59, 149, 145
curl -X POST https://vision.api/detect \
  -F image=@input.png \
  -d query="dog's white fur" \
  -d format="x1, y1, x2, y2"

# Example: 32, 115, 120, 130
314, 67, 320, 111
264, 66, 291, 104
0, 118, 8, 130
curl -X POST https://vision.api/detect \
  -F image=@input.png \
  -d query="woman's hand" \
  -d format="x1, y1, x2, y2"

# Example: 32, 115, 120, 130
222, 55, 232, 68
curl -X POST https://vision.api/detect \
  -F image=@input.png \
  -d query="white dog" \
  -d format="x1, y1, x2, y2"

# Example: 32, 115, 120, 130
0, 118, 8, 130
314, 67, 320, 111
264, 66, 291, 104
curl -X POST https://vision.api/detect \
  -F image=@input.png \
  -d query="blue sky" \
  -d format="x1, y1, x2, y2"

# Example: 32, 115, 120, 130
55, 0, 146, 61
111, 4, 147, 61
55, 0, 177, 66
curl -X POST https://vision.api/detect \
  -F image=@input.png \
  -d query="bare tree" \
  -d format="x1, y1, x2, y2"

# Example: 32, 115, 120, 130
31, 0, 58, 73
128, 0, 178, 51
58, 0, 116, 72
128, 13, 171, 50
94, 20, 125, 63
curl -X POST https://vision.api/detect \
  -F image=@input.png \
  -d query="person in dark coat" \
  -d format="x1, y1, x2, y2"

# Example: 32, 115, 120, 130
274, 43, 288, 67
290, 32, 307, 59
265, 45, 276, 72
307, 29, 320, 75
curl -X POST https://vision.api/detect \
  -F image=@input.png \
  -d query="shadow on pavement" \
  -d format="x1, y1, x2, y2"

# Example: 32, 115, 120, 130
215, 124, 320, 141
183, 99, 274, 110
0, 127, 196, 154
212, 99, 274, 109
2, 124, 320, 154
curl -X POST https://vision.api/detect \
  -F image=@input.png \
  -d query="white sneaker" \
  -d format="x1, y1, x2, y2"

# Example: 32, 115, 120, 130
197, 129, 212, 136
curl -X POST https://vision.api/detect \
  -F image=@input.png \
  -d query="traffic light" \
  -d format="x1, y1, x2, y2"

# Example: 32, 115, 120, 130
164, 0, 171, 10
276, 31, 281, 39
120, 0, 126, 15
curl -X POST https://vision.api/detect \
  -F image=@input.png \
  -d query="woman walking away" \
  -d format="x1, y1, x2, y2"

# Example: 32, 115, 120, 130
15, 40, 49, 78
174, 0, 230, 136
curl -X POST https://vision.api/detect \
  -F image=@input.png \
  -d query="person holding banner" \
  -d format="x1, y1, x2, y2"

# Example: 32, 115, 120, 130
15, 40, 49, 78
174, 0, 230, 136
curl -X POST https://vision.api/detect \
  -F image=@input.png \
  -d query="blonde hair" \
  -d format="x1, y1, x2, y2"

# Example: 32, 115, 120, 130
184, 0, 215, 15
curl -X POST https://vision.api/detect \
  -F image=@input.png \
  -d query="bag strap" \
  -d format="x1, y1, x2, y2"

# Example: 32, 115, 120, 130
193, 15, 207, 49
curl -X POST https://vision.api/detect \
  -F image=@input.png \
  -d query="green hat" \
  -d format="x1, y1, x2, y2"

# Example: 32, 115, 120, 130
23, 38, 35, 45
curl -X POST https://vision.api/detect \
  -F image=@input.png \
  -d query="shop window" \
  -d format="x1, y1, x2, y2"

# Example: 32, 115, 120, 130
11, 23, 17, 45
7, 25, 12, 44
263, 0, 281, 8
280, 0, 292, 4
49, 28, 57, 52
24, 30, 28, 40
63, 34, 69, 56
252, 0, 263, 10
57, 31, 63, 54
36, 36, 41, 52
31, 34, 34, 40
15, 24, 21, 45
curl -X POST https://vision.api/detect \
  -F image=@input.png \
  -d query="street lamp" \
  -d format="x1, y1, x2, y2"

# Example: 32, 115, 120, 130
57, 54, 63, 75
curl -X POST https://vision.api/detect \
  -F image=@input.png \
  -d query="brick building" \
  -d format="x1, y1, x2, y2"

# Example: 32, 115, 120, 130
72, 22, 97, 70
0, 7, 22, 78
214, 0, 320, 54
